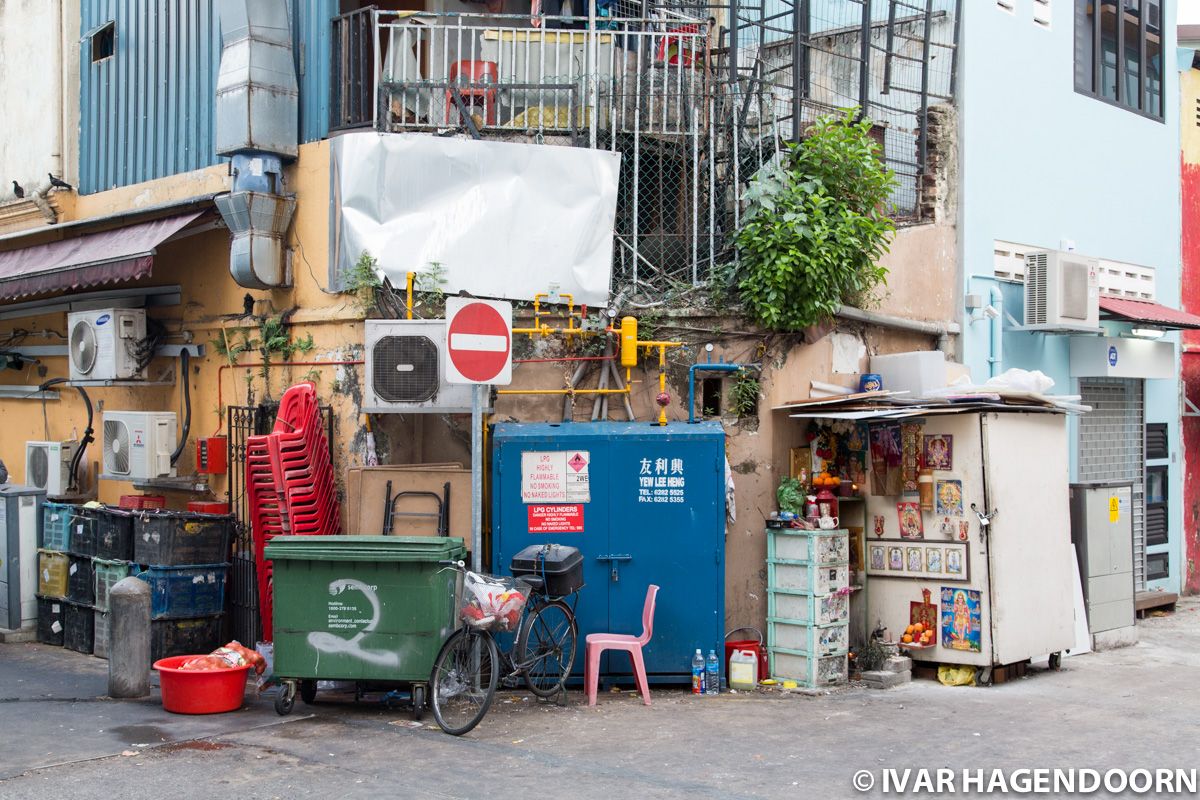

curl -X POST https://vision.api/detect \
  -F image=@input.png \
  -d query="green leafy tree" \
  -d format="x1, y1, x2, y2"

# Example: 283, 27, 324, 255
733, 111, 897, 331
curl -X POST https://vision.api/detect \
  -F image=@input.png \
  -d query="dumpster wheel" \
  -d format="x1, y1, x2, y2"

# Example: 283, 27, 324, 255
275, 681, 297, 716
412, 684, 427, 721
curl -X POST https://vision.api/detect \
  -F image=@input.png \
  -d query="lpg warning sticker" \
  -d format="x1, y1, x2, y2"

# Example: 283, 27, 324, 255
521, 451, 590, 503
527, 504, 584, 533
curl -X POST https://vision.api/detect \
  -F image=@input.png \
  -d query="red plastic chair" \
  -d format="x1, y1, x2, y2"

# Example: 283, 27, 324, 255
585, 584, 659, 706
446, 60, 499, 126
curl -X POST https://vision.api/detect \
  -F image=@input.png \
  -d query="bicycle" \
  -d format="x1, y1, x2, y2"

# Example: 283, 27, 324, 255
429, 559, 580, 736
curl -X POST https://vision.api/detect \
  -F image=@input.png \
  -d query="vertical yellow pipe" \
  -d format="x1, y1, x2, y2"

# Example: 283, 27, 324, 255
405, 271, 414, 320
657, 345, 668, 426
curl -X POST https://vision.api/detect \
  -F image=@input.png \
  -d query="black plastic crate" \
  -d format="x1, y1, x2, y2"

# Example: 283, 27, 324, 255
36, 596, 65, 646
510, 544, 584, 597
151, 615, 223, 662
63, 601, 94, 654
134, 511, 233, 566
67, 507, 97, 557
67, 554, 95, 606
95, 508, 135, 561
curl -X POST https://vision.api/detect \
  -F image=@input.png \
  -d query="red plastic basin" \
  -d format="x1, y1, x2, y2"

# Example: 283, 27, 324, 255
153, 655, 251, 715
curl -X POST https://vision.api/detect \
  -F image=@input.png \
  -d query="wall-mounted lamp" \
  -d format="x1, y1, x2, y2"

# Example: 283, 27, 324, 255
1130, 327, 1166, 339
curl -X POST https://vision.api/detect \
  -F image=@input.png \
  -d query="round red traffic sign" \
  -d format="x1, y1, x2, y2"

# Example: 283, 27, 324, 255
447, 301, 512, 383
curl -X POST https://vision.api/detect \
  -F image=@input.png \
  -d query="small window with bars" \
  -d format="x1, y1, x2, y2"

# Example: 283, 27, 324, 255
1145, 465, 1168, 547
1146, 552, 1169, 582
1146, 423, 1169, 460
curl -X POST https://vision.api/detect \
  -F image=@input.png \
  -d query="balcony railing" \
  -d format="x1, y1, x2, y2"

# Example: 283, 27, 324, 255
330, 7, 720, 290
332, 8, 711, 140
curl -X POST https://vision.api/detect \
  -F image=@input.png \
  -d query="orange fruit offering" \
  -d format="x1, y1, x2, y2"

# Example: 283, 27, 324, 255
913, 623, 924, 634
901, 634, 913, 644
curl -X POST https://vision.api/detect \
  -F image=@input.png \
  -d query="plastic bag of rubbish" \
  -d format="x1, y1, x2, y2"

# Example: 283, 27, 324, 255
937, 664, 977, 686
179, 641, 267, 673
460, 571, 528, 632
983, 368, 1054, 394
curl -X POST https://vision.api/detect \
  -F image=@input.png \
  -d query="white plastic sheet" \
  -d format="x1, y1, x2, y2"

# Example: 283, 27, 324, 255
330, 132, 620, 306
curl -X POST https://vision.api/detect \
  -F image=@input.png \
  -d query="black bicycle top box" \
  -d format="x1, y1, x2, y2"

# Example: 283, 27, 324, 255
510, 544, 584, 597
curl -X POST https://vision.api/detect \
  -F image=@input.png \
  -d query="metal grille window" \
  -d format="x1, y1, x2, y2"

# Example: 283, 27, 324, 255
1078, 378, 1146, 589
1074, 0, 1164, 121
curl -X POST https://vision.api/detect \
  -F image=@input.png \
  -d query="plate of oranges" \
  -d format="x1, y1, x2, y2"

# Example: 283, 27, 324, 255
899, 622, 935, 649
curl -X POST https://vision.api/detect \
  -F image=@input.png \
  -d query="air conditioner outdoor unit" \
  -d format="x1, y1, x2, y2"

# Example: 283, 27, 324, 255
101, 411, 177, 480
364, 320, 476, 413
25, 440, 79, 496
1023, 250, 1100, 330
67, 307, 147, 381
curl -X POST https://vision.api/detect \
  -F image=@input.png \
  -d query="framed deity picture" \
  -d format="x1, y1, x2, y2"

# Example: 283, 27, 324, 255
923, 434, 953, 470
897, 501, 924, 539
905, 546, 924, 574
866, 539, 969, 582
935, 480, 963, 516
925, 546, 943, 574
869, 545, 886, 572
790, 447, 812, 483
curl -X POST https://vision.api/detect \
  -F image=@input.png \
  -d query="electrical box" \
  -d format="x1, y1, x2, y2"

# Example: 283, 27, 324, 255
196, 436, 228, 475
0, 484, 46, 630
1070, 482, 1136, 641
492, 422, 726, 683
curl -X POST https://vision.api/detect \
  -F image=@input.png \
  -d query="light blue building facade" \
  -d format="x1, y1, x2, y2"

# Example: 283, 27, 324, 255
957, 1, 1182, 596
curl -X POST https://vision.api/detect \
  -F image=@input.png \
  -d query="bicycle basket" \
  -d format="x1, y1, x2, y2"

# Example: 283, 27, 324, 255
460, 571, 529, 632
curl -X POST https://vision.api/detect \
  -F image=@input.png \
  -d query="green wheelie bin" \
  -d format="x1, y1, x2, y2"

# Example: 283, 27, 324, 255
265, 536, 466, 718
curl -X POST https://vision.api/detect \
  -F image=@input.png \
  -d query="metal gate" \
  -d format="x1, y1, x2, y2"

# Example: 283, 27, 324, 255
1077, 379, 1146, 590
226, 403, 335, 645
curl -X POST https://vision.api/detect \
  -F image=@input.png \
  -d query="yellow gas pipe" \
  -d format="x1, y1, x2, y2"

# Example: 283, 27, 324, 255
497, 315, 682, 426
405, 271, 415, 320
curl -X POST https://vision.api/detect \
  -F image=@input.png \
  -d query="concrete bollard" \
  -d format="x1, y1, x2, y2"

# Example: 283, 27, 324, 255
108, 576, 151, 698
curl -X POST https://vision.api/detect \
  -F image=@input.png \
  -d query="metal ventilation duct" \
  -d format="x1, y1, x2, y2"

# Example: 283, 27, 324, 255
215, 0, 299, 158
216, 191, 297, 289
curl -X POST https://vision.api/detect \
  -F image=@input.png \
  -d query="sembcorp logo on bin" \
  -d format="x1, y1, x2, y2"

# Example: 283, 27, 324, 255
306, 578, 400, 668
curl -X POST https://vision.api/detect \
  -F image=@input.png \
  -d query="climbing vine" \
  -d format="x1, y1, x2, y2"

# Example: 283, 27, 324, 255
732, 110, 897, 331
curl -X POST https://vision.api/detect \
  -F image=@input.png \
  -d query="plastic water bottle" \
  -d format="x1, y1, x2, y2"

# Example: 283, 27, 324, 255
706, 650, 720, 695
691, 649, 704, 694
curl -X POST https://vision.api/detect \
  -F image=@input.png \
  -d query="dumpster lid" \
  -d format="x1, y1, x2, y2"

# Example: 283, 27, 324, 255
264, 535, 467, 561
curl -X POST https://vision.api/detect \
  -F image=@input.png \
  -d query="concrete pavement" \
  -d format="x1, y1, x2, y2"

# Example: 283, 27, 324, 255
2, 601, 1198, 799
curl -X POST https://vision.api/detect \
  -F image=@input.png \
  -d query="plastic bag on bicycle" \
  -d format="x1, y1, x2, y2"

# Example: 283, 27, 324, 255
460, 571, 528, 632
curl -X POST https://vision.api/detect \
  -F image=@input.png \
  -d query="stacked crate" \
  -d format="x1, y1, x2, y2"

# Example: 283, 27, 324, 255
766, 528, 851, 688
34, 504, 231, 661
131, 510, 232, 662
35, 502, 75, 648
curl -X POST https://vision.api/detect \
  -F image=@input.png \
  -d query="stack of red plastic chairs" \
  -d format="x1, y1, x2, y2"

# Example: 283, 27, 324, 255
247, 383, 341, 640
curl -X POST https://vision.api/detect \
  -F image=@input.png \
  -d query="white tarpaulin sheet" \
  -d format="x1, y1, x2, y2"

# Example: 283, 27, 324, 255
330, 133, 620, 306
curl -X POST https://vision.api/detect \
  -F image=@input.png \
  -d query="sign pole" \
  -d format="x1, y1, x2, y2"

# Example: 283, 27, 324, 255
471, 383, 484, 572
443, 297, 512, 572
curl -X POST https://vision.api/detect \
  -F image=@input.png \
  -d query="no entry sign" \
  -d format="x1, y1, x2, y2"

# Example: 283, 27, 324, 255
445, 298, 513, 385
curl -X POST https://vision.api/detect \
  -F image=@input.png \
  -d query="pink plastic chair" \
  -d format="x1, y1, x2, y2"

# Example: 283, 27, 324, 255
585, 584, 660, 706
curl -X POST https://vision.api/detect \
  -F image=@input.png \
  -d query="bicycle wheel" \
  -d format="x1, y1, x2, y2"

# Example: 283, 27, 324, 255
430, 627, 499, 736
516, 598, 579, 698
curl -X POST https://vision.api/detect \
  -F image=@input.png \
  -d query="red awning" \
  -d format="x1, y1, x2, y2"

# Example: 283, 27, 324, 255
0, 211, 204, 301
1098, 296, 1200, 331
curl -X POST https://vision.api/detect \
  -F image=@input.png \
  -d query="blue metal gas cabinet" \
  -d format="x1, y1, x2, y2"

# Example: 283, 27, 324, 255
491, 422, 725, 683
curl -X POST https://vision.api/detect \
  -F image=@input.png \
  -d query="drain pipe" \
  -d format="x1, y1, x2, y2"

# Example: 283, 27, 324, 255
835, 305, 960, 353
986, 285, 1003, 378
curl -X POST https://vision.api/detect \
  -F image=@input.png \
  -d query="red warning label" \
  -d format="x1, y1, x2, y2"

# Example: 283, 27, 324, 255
527, 504, 584, 533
